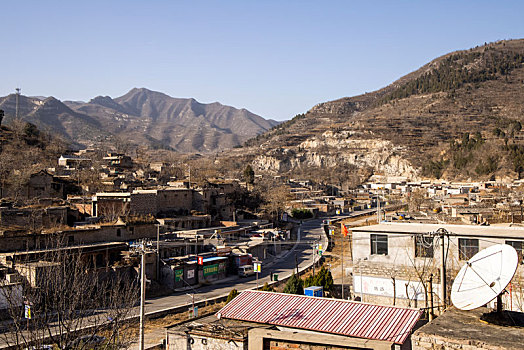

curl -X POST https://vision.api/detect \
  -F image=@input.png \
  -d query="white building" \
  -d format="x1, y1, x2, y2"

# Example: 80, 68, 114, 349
350, 222, 524, 311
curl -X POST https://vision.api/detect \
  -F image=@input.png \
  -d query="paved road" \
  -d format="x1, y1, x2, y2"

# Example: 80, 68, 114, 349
142, 209, 385, 315
0, 210, 378, 349
144, 217, 329, 314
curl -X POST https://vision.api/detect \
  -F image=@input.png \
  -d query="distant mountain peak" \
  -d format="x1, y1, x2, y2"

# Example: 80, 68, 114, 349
0, 88, 279, 153
88, 95, 127, 113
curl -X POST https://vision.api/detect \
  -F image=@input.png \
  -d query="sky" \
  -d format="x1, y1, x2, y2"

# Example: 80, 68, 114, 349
1, 1, 524, 121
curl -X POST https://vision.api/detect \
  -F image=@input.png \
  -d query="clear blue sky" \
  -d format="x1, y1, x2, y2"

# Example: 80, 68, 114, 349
2, 1, 523, 121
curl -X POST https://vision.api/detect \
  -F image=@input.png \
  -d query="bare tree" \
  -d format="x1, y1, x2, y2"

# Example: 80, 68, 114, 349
261, 184, 291, 224
0, 236, 139, 349
99, 201, 131, 223
408, 188, 427, 212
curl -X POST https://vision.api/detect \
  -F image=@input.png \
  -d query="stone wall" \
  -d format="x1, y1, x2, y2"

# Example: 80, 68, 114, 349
412, 333, 492, 350
157, 188, 193, 215
0, 206, 68, 230
130, 191, 158, 215
0, 223, 157, 252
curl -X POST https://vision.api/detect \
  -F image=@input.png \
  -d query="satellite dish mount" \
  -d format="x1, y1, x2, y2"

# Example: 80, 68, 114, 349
451, 244, 518, 313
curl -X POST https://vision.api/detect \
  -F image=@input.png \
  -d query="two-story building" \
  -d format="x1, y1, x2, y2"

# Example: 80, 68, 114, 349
350, 222, 524, 311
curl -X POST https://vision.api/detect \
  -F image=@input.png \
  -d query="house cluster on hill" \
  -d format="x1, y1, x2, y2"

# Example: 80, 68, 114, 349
0, 149, 295, 315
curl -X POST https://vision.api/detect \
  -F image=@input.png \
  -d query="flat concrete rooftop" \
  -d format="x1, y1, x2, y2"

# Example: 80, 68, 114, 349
352, 222, 524, 239
414, 307, 524, 350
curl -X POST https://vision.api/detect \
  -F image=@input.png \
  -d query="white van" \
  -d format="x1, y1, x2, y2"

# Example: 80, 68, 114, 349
238, 265, 255, 277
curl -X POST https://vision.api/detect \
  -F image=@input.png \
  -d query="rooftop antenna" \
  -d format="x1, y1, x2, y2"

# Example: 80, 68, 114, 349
451, 244, 518, 312
15, 87, 21, 119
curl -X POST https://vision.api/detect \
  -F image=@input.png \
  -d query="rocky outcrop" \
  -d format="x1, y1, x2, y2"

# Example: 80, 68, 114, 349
253, 130, 419, 179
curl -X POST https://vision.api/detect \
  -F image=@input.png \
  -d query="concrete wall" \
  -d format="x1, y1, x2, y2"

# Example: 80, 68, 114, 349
351, 230, 524, 311
248, 328, 394, 350
167, 332, 246, 350
352, 230, 522, 271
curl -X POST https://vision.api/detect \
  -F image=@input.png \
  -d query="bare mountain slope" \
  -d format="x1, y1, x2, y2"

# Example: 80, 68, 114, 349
0, 88, 279, 153
229, 39, 524, 182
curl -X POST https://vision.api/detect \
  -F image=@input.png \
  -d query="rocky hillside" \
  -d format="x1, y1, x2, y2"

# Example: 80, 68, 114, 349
0, 88, 279, 153
226, 39, 524, 183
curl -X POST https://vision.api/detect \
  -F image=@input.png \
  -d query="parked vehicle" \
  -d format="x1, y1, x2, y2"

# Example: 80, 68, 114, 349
238, 265, 255, 277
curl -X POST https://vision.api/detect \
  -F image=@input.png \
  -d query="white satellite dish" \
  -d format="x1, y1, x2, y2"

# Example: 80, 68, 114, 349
451, 244, 518, 311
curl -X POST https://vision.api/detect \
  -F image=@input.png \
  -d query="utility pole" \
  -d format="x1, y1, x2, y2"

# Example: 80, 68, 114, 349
156, 224, 160, 281
312, 240, 316, 277
139, 251, 146, 350
359, 261, 363, 302
392, 277, 396, 306
428, 274, 434, 321
187, 293, 196, 318
439, 229, 447, 308
341, 236, 344, 299
377, 192, 380, 223
15, 88, 21, 119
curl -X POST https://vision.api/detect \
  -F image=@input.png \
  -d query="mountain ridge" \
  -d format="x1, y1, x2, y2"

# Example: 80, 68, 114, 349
0, 88, 279, 153
230, 39, 524, 182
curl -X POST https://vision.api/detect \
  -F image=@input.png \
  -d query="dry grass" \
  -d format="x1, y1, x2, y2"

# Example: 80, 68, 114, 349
102, 301, 227, 344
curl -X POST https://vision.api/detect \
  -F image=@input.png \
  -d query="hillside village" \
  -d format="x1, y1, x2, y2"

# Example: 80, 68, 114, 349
2, 31, 524, 349
1, 134, 524, 348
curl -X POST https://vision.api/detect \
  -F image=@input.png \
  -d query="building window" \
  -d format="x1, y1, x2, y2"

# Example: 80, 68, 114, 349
458, 238, 479, 260
371, 234, 388, 255
116, 228, 121, 237
415, 235, 434, 258
506, 240, 524, 264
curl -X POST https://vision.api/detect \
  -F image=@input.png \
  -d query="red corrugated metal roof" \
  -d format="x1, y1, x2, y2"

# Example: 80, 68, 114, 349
217, 290, 422, 344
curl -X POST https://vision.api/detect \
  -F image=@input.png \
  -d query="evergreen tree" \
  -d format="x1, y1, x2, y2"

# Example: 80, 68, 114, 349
243, 165, 255, 185
303, 274, 315, 288
283, 273, 304, 295
315, 266, 334, 293
226, 289, 239, 304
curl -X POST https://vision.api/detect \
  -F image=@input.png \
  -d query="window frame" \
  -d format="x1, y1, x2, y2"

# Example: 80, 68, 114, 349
458, 238, 479, 260
506, 240, 524, 264
370, 234, 388, 255
415, 235, 434, 258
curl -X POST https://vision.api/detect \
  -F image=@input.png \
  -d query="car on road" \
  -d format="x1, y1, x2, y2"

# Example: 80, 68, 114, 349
238, 265, 255, 277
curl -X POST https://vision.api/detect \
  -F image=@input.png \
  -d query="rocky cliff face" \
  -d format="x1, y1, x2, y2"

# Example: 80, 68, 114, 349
233, 39, 524, 182
252, 129, 419, 178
